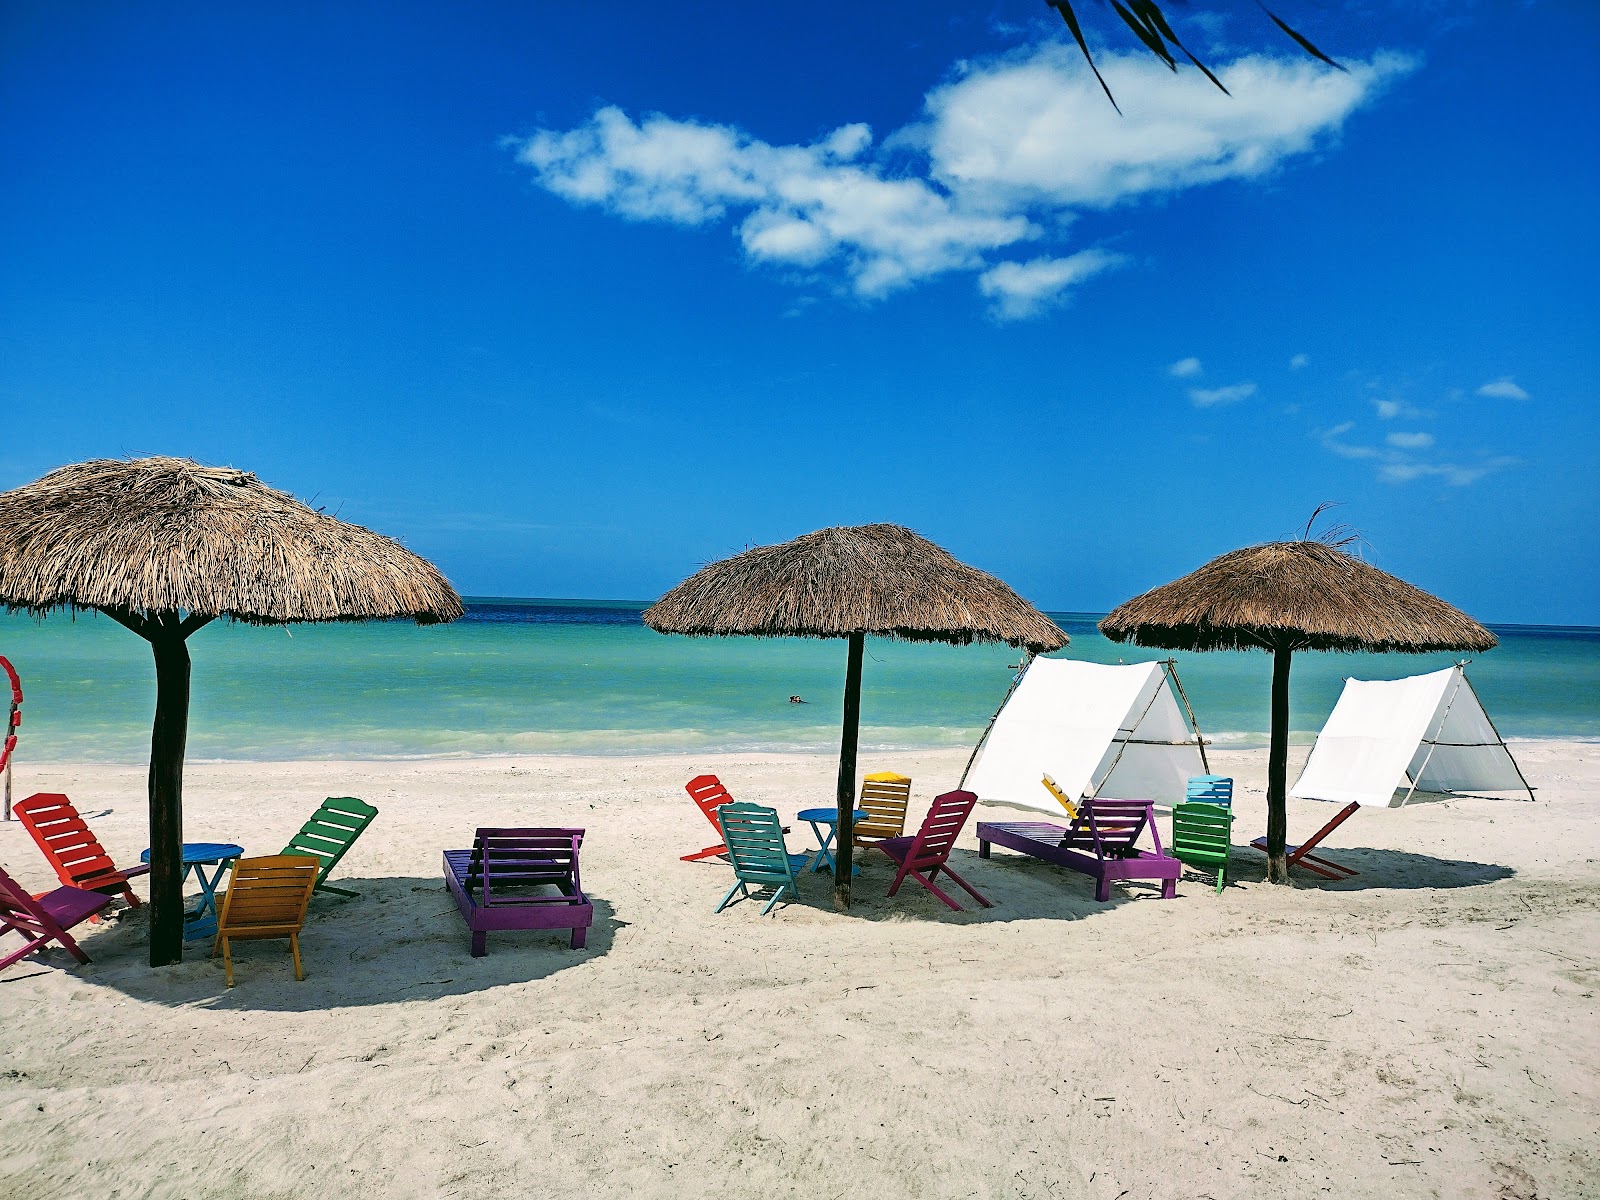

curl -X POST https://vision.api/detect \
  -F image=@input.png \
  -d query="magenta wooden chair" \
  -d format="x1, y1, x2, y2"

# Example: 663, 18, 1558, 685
875, 789, 992, 912
1, 864, 112, 971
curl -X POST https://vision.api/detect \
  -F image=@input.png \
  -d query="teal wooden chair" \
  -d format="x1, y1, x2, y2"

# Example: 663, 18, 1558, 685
713, 802, 810, 916
1170, 802, 1234, 894
1185, 775, 1234, 807
281, 796, 379, 898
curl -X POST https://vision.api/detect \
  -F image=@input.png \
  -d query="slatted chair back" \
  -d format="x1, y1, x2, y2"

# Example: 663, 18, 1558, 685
464, 828, 585, 907
281, 796, 379, 897
12, 792, 147, 905
1171, 802, 1234, 894
681, 774, 736, 862
1185, 775, 1234, 807
900, 790, 980, 872
1040, 773, 1079, 819
213, 855, 319, 986
1064, 799, 1164, 859
854, 771, 912, 843
717, 804, 794, 886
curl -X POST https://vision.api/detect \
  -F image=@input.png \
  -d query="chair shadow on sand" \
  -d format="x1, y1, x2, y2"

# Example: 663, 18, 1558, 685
30, 875, 621, 1013
1258, 846, 1515, 891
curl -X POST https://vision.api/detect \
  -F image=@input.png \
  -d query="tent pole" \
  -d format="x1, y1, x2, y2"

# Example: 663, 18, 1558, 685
1403, 667, 1467, 808
1458, 667, 1537, 803
1163, 659, 1211, 773
958, 650, 1031, 790
833, 632, 864, 912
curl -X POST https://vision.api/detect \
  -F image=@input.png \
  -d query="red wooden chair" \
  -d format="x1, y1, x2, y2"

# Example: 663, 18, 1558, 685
681, 775, 788, 863
1250, 801, 1360, 880
13, 792, 149, 911
876, 789, 992, 912
1, 863, 112, 971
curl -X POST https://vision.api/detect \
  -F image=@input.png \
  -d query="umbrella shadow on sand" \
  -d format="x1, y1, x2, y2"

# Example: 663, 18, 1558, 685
755, 840, 1516, 922
763, 846, 1159, 924
41, 875, 621, 1012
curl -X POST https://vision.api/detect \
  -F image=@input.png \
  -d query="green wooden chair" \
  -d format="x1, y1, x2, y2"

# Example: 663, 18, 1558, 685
281, 796, 379, 898
1170, 801, 1234, 894
713, 802, 810, 916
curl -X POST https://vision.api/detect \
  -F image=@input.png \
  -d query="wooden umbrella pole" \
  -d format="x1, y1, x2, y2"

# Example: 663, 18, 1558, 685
147, 620, 193, 967
1265, 640, 1293, 884
833, 632, 864, 912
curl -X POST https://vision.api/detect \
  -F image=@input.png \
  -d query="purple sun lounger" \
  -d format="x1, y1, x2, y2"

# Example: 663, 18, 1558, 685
977, 798, 1180, 902
1, 864, 113, 971
444, 827, 593, 956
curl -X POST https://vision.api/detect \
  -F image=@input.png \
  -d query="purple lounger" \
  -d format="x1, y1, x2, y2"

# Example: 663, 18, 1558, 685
444, 828, 593, 956
2, 864, 113, 971
977, 798, 1180, 902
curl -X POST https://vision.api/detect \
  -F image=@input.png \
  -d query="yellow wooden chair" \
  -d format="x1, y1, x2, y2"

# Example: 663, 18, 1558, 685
854, 772, 912, 846
212, 855, 319, 987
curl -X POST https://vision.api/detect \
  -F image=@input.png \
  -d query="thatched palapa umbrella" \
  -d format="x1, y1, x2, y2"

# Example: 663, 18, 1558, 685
1099, 532, 1495, 884
0, 457, 463, 965
645, 524, 1066, 909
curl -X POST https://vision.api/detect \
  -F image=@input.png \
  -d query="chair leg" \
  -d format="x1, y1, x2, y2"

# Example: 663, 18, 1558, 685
886, 864, 910, 898
714, 880, 745, 913
760, 883, 789, 916
122, 885, 141, 909
314, 883, 360, 899
682, 843, 728, 863
571, 924, 587, 950
938, 864, 993, 909
470, 930, 487, 957
221, 937, 235, 987
289, 932, 305, 981
54, 927, 92, 964
913, 872, 965, 912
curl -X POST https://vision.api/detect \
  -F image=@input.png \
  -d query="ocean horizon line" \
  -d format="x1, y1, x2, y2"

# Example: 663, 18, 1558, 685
457, 596, 1600, 636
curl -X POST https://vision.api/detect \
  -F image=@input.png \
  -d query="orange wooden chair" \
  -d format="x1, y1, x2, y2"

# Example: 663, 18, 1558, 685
212, 855, 319, 986
682, 775, 791, 863
13, 792, 149, 912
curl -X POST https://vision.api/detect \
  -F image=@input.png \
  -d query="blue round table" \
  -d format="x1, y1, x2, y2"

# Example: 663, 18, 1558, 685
140, 842, 244, 942
797, 808, 868, 875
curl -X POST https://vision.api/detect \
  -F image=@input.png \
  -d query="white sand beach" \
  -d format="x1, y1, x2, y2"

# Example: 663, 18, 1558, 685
1, 742, 1596, 1200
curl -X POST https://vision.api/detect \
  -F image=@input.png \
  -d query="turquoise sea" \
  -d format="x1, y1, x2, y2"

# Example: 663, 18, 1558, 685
0, 600, 1595, 763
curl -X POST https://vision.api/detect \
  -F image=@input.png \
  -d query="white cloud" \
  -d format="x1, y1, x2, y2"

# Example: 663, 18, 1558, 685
1289, 353, 1309, 370
978, 249, 1126, 319
1385, 431, 1434, 449
1189, 382, 1256, 408
510, 46, 1410, 312
1373, 397, 1428, 420
1321, 421, 1380, 459
1378, 458, 1520, 486
1168, 356, 1203, 378
1477, 377, 1530, 401
923, 49, 1412, 209
1321, 423, 1517, 486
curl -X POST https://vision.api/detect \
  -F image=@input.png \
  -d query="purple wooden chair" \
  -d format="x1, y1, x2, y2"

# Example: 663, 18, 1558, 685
1, 864, 112, 971
876, 789, 992, 912
444, 827, 593, 956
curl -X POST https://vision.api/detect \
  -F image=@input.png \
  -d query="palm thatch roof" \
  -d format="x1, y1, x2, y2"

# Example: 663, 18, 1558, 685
1099, 541, 1496, 654
644, 523, 1066, 652
0, 457, 463, 625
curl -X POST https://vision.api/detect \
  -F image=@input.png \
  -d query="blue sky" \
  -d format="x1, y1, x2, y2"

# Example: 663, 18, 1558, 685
2, 1, 1596, 623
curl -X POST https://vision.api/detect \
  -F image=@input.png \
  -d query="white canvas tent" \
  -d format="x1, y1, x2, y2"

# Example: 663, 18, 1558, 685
1291, 665, 1532, 808
961, 658, 1208, 815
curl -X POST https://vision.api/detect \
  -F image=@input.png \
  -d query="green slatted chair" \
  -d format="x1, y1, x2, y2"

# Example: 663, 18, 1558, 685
281, 797, 379, 898
1170, 802, 1234, 894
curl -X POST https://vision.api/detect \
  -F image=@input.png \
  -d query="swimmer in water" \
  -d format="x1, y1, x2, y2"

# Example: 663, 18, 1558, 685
789, 695, 805, 704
